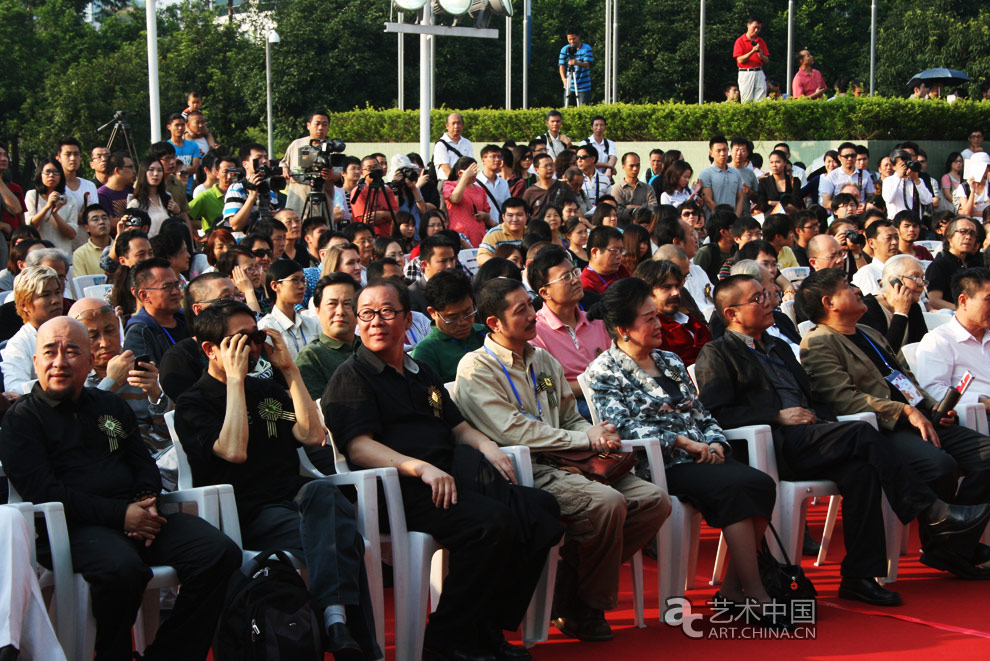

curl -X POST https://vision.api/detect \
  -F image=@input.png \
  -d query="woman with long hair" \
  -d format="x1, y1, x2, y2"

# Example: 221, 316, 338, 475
757, 150, 800, 212
127, 155, 180, 237
941, 152, 964, 206
660, 160, 697, 207
205, 227, 236, 269
554, 149, 577, 180
621, 223, 652, 273
511, 146, 534, 192
24, 159, 76, 253
372, 236, 405, 264
564, 218, 590, 269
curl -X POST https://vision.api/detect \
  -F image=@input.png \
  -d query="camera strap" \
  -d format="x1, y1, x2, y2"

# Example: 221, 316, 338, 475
437, 139, 463, 160
477, 177, 501, 213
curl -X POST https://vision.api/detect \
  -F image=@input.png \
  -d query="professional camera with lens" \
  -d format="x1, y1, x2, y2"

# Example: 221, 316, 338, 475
292, 138, 347, 186
906, 160, 922, 173
565, 45, 578, 71
843, 229, 866, 248
245, 158, 286, 193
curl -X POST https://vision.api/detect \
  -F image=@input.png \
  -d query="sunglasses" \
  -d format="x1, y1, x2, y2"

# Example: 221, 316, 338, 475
251, 249, 274, 258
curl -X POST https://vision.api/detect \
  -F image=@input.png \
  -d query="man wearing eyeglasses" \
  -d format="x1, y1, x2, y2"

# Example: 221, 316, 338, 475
821, 142, 876, 208
324, 279, 563, 660
123, 258, 189, 366
580, 226, 630, 299
882, 148, 932, 221
926, 217, 983, 311
294, 273, 362, 400
530, 246, 613, 419
411, 269, 487, 383
189, 154, 239, 233
576, 145, 610, 217
175, 300, 381, 658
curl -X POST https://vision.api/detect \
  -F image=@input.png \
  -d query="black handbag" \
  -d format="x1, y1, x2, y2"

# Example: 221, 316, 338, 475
757, 522, 817, 606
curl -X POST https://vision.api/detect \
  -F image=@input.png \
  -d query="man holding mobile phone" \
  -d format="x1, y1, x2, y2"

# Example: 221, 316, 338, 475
733, 15, 769, 103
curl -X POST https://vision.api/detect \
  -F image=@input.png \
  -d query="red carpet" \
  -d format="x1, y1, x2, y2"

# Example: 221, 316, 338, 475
373, 502, 990, 659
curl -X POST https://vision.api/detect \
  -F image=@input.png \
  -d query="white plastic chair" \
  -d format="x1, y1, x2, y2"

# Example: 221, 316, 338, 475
6, 468, 217, 660
72, 274, 106, 299
82, 284, 113, 300
0, 290, 14, 305
165, 410, 387, 655
899, 342, 988, 436
798, 320, 816, 338
578, 371, 691, 619
781, 266, 811, 287
779, 299, 797, 326
189, 253, 210, 278
923, 311, 952, 330
458, 248, 479, 276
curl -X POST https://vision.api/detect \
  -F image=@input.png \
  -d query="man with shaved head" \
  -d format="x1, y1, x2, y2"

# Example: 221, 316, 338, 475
433, 112, 474, 179
0, 317, 240, 660
69, 297, 175, 487
807, 234, 847, 273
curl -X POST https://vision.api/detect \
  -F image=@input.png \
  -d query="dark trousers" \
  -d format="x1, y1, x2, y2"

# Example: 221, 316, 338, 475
779, 421, 938, 578
401, 445, 563, 649
240, 480, 380, 659
65, 512, 241, 661
884, 420, 990, 505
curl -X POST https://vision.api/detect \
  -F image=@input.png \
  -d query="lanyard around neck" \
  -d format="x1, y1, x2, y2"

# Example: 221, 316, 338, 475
483, 345, 542, 420
857, 329, 894, 371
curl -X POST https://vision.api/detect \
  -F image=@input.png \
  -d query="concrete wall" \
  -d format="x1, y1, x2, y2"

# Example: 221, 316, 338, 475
342, 140, 965, 177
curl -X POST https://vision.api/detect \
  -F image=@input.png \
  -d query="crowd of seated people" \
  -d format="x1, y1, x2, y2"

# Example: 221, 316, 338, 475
2, 115, 990, 659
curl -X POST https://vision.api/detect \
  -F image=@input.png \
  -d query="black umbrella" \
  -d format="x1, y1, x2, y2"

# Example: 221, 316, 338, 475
906, 68, 970, 88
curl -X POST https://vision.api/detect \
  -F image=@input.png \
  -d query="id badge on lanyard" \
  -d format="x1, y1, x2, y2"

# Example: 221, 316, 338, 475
884, 370, 924, 406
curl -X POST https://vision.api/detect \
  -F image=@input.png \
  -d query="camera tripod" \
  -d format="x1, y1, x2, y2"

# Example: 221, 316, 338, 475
360, 179, 398, 234
302, 181, 335, 229
565, 67, 582, 107
97, 112, 138, 165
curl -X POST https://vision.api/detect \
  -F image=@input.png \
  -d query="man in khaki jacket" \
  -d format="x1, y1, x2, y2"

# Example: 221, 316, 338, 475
453, 276, 670, 642
798, 269, 990, 577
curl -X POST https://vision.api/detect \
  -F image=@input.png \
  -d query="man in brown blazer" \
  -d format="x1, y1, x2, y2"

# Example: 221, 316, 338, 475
798, 268, 990, 578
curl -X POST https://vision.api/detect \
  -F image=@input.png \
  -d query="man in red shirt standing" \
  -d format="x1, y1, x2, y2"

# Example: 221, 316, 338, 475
792, 50, 827, 99
732, 15, 770, 103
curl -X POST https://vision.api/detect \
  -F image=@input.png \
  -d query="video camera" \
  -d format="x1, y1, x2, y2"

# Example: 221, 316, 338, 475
565, 45, 578, 71
246, 158, 286, 193
292, 138, 348, 186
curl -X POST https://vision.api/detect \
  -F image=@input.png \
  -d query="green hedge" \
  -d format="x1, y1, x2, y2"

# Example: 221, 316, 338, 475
324, 97, 990, 143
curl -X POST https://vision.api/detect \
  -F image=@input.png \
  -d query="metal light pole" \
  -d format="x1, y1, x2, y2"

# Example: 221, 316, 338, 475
522, 0, 530, 108
505, 16, 512, 109
604, 0, 612, 104
698, 0, 705, 104
611, 0, 618, 103
266, 30, 280, 158
785, 0, 794, 97
146, 0, 161, 142
869, 0, 877, 96
419, 4, 433, 160
398, 12, 405, 110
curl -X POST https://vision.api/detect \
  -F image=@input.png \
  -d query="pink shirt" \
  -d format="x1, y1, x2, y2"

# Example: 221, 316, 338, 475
442, 180, 490, 248
530, 305, 611, 381
792, 69, 826, 98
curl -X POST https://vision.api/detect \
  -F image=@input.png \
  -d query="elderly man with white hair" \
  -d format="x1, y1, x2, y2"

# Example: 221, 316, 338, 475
857, 254, 929, 353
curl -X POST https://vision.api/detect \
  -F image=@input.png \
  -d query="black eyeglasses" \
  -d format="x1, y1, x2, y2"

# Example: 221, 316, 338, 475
357, 307, 404, 322
839, 152, 856, 159
251, 249, 273, 258
725, 290, 771, 308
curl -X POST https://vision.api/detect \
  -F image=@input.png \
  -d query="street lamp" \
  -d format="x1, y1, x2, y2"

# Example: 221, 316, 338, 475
266, 30, 281, 158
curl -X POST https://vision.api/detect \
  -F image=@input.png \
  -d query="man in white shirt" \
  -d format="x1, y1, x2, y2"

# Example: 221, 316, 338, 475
581, 116, 616, 178
432, 113, 474, 178
821, 142, 876, 207
852, 220, 899, 296
539, 110, 572, 159
882, 149, 932, 220
575, 144, 610, 216
476, 144, 510, 224
961, 127, 984, 161
55, 137, 99, 250
914, 267, 990, 414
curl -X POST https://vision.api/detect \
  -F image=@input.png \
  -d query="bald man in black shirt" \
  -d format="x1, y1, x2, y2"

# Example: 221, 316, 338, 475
0, 317, 240, 661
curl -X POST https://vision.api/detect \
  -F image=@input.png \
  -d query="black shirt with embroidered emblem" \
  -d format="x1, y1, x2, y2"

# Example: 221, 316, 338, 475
175, 373, 308, 523
0, 384, 161, 529
323, 345, 464, 472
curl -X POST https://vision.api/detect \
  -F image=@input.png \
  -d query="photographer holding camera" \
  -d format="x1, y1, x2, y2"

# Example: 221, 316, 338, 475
558, 26, 593, 106
350, 156, 400, 237
223, 143, 281, 233
882, 149, 932, 221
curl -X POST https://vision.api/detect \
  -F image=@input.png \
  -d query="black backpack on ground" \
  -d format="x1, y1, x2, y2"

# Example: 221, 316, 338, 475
214, 549, 323, 661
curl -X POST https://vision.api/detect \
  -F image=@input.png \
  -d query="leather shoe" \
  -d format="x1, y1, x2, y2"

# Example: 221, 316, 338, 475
838, 577, 902, 606
552, 609, 612, 642
923, 502, 990, 543
326, 622, 362, 655
972, 542, 990, 566
493, 635, 531, 660
0, 646, 19, 661
802, 524, 821, 557
921, 547, 990, 580
422, 643, 496, 661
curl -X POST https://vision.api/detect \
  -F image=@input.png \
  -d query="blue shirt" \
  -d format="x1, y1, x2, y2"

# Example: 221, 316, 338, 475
169, 139, 201, 195
558, 42, 593, 92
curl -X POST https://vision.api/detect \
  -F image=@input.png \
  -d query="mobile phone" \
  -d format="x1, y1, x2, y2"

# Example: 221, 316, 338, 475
58, 194, 66, 204
889, 277, 903, 288
134, 354, 151, 371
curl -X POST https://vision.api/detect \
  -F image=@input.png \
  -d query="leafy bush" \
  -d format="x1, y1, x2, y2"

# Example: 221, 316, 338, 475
325, 97, 990, 143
